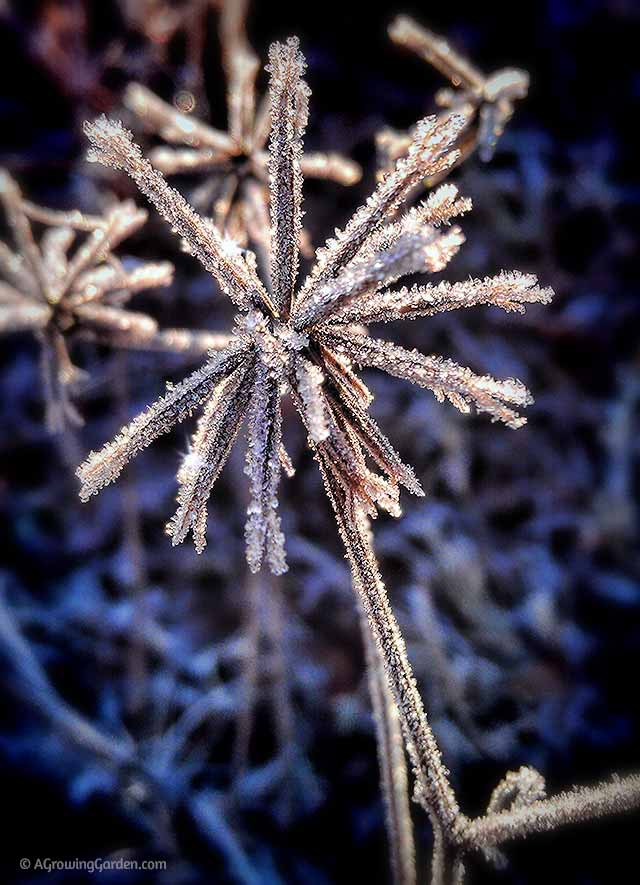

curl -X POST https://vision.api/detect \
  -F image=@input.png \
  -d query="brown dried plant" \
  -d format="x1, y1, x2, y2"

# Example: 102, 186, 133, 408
123, 0, 361, 258
0, 171, 228, 432
378, 15, 530, 178
75, 36, 639, 885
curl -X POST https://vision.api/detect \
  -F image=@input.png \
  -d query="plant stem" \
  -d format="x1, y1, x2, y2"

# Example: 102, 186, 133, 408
431, 820, 466, 885
463, 776, 640, 849
318, 453, 460, 836
360, 605, 416, 884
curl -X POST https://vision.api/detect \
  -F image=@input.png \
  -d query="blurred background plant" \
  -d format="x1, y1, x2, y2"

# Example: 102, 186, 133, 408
0, 1, 638, 883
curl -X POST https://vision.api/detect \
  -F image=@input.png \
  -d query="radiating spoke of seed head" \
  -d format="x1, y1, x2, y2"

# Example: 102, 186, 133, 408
389, 15, 485, 93
0, 241, 32, 294
69, 261, 175, 308
303, 396, 401, 519
321, 351, 423, 496
73, 303, 158, 339
300, 152, 362, 186
77, 339, 252, 500
244, 364, 287, 574
297, 113, 466, 304
124, 84, 235, 154
266, 37, 309, 318
293, 354, 330, 444
97, 328, 236, 356
84, 117, 269, 311
168, 362, 256, 553
0, 170, 50, 300
331, 270, 553, 326
293, 226, 465, 330
220, 0, 260, 146
353, 184, 471, 262
318, 327, 533, 429
0, 301, 50, 333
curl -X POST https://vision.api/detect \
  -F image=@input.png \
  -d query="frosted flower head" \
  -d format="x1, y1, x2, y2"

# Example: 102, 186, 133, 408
0, 173, 178, 432
379, 16, 531, 175
78, 37, 552, 574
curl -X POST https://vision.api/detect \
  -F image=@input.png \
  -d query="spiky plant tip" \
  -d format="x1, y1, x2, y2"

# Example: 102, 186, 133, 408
384, 14, 530, 171
84, 116, 140, 171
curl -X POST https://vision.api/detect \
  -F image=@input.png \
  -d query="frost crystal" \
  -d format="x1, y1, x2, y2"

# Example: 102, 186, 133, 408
78, 37, 552, 570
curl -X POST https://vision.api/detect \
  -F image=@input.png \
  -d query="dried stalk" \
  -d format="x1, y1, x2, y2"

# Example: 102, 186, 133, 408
317, 454, 640, 881
361, 606, 416, 885
317, 453, 459, 834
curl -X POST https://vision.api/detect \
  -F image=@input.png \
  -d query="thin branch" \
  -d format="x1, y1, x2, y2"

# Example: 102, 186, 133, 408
361, 607, 416, 885
464, 776, 640, 849
316, 456, 460, 834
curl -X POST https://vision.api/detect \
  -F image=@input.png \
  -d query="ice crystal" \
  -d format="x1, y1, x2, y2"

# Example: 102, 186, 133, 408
378, 15, 530, 177
0, 172, 227, 432
122, 0, 361, 256
78, 36, 551, 578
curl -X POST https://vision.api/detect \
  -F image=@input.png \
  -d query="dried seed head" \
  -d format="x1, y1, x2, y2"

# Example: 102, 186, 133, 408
76, 39, 552, 570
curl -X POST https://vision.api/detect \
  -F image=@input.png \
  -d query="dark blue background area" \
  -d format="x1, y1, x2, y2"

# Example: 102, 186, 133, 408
0, 1, 638, 883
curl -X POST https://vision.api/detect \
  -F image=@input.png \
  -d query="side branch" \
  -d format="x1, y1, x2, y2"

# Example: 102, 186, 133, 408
463, 776, 640, 850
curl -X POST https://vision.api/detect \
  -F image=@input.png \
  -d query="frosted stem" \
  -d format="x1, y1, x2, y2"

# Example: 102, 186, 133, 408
318, 453, 460, 834
360, 605, 416, 885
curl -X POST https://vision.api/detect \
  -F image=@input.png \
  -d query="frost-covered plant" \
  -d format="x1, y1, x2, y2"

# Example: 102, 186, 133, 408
123, 0, 360, 253
78, 46, 549, 565
73, 35, 640, 885
0, 171, 228, 432
378, 15, 529, 178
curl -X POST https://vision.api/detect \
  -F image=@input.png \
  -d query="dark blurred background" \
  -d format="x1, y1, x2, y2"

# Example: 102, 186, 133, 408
0, 0, 638, 882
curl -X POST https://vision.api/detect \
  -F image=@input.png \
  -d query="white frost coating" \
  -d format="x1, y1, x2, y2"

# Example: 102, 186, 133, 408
244, 364, 288, 574
294, 355, 329, 443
